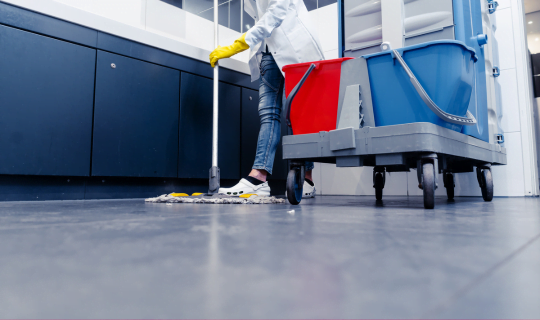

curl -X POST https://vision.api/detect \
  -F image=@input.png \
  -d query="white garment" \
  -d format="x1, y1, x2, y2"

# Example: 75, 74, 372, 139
244, 0, 325, 82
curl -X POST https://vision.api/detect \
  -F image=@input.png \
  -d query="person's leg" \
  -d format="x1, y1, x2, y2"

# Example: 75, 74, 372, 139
305, 162, 315, 181
216, 53, 281, 196
301, 161, 316, 197
249, 54, 317, 198
251, 53, 316, 186
219, 53, 315, 196
250, 53, 284, 181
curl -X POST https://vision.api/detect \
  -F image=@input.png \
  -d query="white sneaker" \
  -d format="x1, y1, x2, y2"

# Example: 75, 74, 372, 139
218, 178, 271, 197
286, 181, 317, 198
303, 181, 316, 198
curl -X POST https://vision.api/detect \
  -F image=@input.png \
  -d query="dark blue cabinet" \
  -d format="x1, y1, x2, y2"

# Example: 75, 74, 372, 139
0, 25, 96, 176
0, 3, 267, 201
0, 2, 98, 47
178, 73, 241, 179
241, 88, 288, 180
92, 51, 180, 178
241, 88, 260, 178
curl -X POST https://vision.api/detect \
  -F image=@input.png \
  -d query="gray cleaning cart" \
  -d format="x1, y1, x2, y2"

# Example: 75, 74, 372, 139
281, 46, 507, 209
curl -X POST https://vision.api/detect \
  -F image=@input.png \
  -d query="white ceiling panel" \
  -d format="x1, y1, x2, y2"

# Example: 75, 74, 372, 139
524, 0, 540, 14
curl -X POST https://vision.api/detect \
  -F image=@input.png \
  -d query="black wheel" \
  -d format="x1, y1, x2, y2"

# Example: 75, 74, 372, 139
375, 173, 384, 201
480, 169, 494, 202
286, 166, 305, 205
445, 173, 455, 201
423, 162, 435, 209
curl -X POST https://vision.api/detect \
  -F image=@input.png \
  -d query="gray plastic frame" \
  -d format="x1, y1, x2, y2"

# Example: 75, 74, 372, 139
282, 122, 507, 173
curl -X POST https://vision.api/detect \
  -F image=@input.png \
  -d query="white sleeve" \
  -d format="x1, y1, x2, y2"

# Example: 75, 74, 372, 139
244, 0, 291, 48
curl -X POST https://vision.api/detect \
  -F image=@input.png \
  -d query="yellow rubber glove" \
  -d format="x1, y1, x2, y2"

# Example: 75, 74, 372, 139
209, 33, 250, 68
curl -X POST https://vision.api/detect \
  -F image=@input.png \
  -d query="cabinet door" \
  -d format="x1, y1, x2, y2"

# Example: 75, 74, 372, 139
92, 51, 180, 177
178, 73, 241, 179
241, 88, 288, 180
0, 25, 96, 176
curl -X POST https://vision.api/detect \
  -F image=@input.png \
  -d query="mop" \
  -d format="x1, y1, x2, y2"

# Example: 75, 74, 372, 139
145, 193, 285, 204
146, 0, 284, 205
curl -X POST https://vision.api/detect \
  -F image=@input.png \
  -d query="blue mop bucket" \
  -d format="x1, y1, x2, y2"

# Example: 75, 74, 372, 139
363, 40, 478, 132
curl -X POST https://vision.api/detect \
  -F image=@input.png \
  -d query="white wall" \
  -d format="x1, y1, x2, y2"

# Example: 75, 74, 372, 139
308, 4, 340, 60
525, 9, 540, 193
54, 0, 147, 27
53, 0, 249, 62
500, 0, 539, 197
309, 1, 539, 197
1, 0, 250, 74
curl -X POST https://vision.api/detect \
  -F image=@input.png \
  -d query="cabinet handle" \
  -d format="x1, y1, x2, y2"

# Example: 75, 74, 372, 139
493, 66, 500, 77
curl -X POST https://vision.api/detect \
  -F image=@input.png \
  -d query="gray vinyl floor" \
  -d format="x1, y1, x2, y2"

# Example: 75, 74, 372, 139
0, 196, 539, 319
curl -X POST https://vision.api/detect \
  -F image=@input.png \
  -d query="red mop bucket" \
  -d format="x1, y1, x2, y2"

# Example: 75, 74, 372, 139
283, 58, 353, 135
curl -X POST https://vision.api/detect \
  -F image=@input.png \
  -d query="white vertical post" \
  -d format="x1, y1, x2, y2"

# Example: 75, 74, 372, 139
381, 0, 405, 49
208, 0, 221, 194
241, 0, 244, 33
212, 0, 219, 168
511, 0, 539, 196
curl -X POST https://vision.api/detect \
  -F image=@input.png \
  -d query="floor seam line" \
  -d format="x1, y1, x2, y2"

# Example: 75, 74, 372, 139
424, 232, 540, 318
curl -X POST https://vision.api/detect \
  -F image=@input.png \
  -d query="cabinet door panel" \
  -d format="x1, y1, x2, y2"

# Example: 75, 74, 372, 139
240, 88, 260, 178
178, 73, 241, 179
0, 25, 95, 176
92, 51, 180, 177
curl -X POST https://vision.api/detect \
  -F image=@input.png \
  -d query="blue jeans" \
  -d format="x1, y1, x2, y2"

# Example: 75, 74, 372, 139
252, 52, 314, 175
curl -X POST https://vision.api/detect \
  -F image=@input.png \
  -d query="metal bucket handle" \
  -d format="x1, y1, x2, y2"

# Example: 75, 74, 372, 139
283, 63, 317, 129
393, 50, 477, 126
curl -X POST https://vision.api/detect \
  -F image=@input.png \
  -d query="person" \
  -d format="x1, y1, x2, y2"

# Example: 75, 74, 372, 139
209, 0, 325, 197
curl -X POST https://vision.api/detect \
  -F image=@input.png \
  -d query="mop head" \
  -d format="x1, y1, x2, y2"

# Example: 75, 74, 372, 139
145, 193, 286, 204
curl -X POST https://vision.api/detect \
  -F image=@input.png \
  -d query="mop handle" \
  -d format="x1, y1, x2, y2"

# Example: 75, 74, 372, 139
212, 0, 219, 168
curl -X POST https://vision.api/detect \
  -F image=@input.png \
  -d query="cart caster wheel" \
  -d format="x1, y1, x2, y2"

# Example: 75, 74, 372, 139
423, 162, 435, 209
373, 167, 386, 201
374, 173, 384, 201
477, 167, 494, 202
286, 165, 305, 205
444, 173, 455, 201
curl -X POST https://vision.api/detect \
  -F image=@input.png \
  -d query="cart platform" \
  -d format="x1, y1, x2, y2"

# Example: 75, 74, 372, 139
282, 123, 506, 209
283, 123, 506, 169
